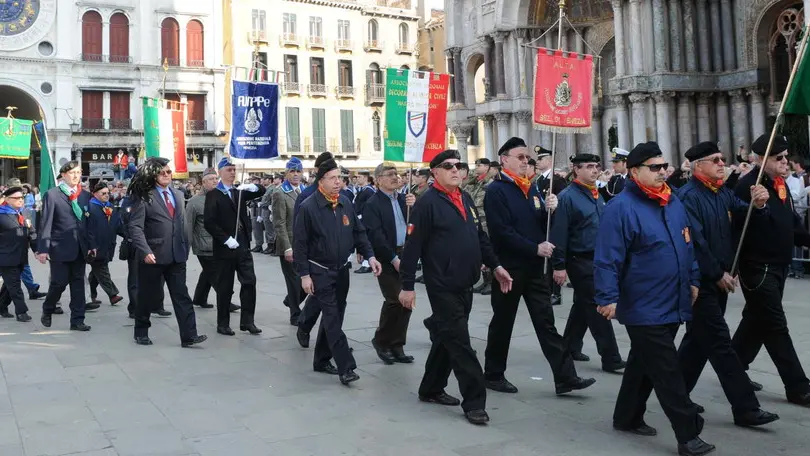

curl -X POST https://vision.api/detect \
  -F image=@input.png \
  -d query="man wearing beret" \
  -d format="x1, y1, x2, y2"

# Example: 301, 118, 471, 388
294, 158, 382, 385
675, 141, 779, 427
550, 154, 625, 374
533, 145, 568, 308
483, 137, 595, 397
599, 147, 629, 202
204, 157, 266, 336
731, 134, 810, 407
85, 181, 124, 307
594, 142, 714, 456
272, 157, 307, 326
0, 186, 36, 322
466, 158, 495, 295
399, 149, 513, 425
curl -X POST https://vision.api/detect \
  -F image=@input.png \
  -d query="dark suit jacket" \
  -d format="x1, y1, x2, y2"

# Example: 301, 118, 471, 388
128, 188, 189, 264
86, 203, 123, 263
0, 213, 37, 267
37, 187, 92, 262
362, 190, 407, 264
535, 172, 567, 196
204, 184, 265, 258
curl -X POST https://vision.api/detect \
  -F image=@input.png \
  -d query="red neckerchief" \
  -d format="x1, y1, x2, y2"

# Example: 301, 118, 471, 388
477, 174, 487, 183
574, 179, 599, 199
68, 187, 80, 202
103, 206, 113, 221
694, 172, 724, 193
502, 168, 531, 198
432, 182, 466, 220
318, 186, 339, 210
773, 176, 788, 203
633, 178, 672, 207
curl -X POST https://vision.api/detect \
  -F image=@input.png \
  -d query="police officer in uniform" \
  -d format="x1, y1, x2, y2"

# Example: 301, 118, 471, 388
534, 146, 568, 307
599, 147, 629, 202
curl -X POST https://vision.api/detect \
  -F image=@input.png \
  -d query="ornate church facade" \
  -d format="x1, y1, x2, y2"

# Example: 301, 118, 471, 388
445, 0, 810, 165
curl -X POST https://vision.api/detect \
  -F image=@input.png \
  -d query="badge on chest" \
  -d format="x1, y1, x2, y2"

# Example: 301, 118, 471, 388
682, 227, 691, 243
342, 215, 350, 226
533, 196, 541, 209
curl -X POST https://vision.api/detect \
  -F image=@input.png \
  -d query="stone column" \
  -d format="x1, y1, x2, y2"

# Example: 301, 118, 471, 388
669, 0, 683, 71
709, 0, 723, 72
653, 92, 675, 163
481, 116, 497, 160
102, 20, 110, 57
592, 106, 604, 157
720, 0, 736, 71
611, 95, 631, 149
495, 113, 511, 150
612, 0, 627, 77
493, 32, 508, 97
451, 124, 474, 162
696, 92, 713, 141
483, 38, 493, 100
716, 92, 731, 156
446, 50, 456, 103
748, 87, 767, 140
452, 47, 465, 105
629, 0, 644, 75
696, 0, 711, 72
516, 30, 528, 97
652, 0, 670, 72
729, 89, 750, 154
677, 92, 694, 153
629, 93, 649, 146
103, 91, 111, 124
574, 28, 585, 54
516, 111, 532, 141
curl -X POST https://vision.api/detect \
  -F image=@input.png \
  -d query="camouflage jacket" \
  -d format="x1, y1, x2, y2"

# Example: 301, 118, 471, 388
464, 175, 492, 232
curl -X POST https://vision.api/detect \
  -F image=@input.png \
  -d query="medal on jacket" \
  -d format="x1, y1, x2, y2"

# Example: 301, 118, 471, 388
470, 206, 479, 224
25, 219, 31, 229
682, 227, 691, 243
728, 210, 732, 222
407, 223, 414, 236
342, 215, 350, 226
533, 196, 541, 209
778, 186, 787, 201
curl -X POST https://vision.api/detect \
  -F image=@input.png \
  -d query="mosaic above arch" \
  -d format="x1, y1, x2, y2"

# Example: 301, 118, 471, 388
530, 0, 614, 26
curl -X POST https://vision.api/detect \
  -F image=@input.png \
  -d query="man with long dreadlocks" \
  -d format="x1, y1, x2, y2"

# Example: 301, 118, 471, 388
127, 157, 207, 347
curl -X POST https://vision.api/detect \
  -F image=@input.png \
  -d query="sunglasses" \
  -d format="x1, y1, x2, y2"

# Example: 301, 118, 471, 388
435, 162, 464, 171
159, 170, 173, 176
507, 154, 531, 162
697, 156, 725, 165
639, 163, 669, 172
773, 154, 789, 162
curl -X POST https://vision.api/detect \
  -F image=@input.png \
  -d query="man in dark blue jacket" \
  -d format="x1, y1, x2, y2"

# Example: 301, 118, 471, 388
676, 141, 779, 427
482, 137, 595, 397
399, 149, 512, 426
594, 142, 713, 456
86, 181, 124, 306
352, 170, 375, 274
550, 154, 624, 374
0, 186, 36, 322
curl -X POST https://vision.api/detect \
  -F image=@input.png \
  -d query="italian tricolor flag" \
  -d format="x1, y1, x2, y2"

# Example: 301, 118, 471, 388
142, 97, 188, 177
384, 68, 451, 163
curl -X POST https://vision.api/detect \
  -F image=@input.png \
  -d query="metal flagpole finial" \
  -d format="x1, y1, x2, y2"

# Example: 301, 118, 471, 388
5, 106, 17, 118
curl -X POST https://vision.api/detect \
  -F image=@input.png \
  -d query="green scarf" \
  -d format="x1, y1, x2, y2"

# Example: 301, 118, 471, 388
58, 183, 83, 221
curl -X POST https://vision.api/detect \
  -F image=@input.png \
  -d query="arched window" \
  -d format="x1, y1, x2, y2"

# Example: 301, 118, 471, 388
186, 20, 204, 67
398, 23, 409, 46
161, 18, 180, 66
367, 63, 382, 84
109, 13, 130, 63
81, 11, 102, 62
400, 65, 410, 70
368, 20, 378, 42
769, 7, 804, 101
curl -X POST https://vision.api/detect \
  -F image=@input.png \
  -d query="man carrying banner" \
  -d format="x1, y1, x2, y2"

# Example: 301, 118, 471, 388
534, 146, 568, 308
273, 157, 307, 326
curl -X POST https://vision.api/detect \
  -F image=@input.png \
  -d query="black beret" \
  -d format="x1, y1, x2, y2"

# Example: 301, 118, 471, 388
316, 158, 338, 180
490, 162, 502, 169
684, 142, 721, 161
498, 137, 527, 156
475, 158, 491, 166
751, 134, 789, 156
627, 142, 663, 168
2, 186, 23, 197
534, 146, 552, 157
459, 163, 470, 171
314, 152, 334, 168
416, 168, 431, 177
429, 150, 461, 169
527, 158, 536, 167
92, 181, 109, 193
59, 160, 81, 175
570, 154, 601, 164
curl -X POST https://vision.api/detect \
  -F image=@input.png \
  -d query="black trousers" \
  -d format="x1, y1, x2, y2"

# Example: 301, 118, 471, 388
88, 260, 119, 299
311, 266, 356, 374
252, 219, 264, 247
126, 253, 165, 315
192, 255, 216, 306
732, 263, 810, 395
419, 287, 486, 412
43, 257, 87, 325
134, 261, 197, 341
615, 324, 701, 444
562, 255, 622, 367
280, 256, 305, 319
213, 249, 257, 328
0, 266, 29, 315
298, 294, 322, 333
678, 281, 759, 414
484, 267, 577, 384
374, 262, 412, 350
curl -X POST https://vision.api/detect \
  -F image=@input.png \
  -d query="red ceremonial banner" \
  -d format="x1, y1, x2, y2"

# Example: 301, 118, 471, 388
171, 109, 188, 177
533, 48, 594, 134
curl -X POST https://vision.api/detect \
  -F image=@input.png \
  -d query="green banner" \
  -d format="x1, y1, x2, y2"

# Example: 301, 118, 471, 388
34, 121, 56, 193
142, 97, 161, 157
384, 68, 409, 162
0, 117, 33, 159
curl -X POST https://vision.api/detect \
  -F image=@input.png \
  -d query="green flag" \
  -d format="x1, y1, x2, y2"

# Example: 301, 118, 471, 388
34, 121, 56, 193
783, 28, 810, 115
0, 117, 33, 159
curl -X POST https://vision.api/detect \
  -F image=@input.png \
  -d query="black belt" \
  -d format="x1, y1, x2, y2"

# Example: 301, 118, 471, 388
570, 251, 594, 259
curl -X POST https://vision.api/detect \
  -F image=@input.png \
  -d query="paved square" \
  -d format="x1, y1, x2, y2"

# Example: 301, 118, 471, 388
0, 255, 807, 455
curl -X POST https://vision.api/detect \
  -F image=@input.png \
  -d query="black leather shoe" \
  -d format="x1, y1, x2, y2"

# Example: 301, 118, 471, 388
613, 422, 658, 436
733, 409, 780, 427
372, 339, 396, 365
89, 296, 101, 304
486, 378, 519, 394
419, 392, 461, 406
28, 290, 47, 300
134, 336, 153, 346
571, 352, 590, 362
602, 360, 627, 373
70, 323, 91, 331
240, 323, 262, 335
354, 266, 371, 274
691, 402, 705, 414
16, 313, 31, 322
314, 362, 339, 375
194, 302, 214, 309
339, 369, 360, 385
415, 275, 424, 283
85, 303, 100, 311
479, 284, 492, 295
750, 380, 763, 391
181, 334, 208, 347
0, 311, 13, 318
391, 349, 414, 364
464, 409, 490, 425
296, 328, 310, 348
787, 391, 810, 406
677, 437, 716, 456
550, 294, 562, 306
152, 309, 172, 317
229, 303, 241, 312
41, 313, 52, 327
53, 306, 64, 314
217, 326, 235, 336
555, 377, 596, 395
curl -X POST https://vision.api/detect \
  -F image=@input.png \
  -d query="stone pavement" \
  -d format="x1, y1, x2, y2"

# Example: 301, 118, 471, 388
0, 254, 808, 456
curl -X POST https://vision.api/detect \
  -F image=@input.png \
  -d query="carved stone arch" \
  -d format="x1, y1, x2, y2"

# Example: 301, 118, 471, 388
462, 45, 487, 108
745, 0, 802, 68
584, 20, 614, 56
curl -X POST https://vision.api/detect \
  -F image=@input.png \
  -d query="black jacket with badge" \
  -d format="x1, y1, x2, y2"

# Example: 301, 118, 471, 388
86, 202, 123, 263
0, 212, 37, 267
204, 184, 266, 258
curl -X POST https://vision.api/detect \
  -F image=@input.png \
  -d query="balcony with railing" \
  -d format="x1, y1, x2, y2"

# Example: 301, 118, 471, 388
186, 119, 207, 131
283, 81, 302, 95
280, 33, 300, 46
187, 59, 205, 68
307, 35, 325, 49
108, 118, 132, 130
336, 86, 355, 99
364, 40, 383, 52
308, 84, 328, 97
249, 29, 269, 43
365, 83, 385, 105
395, 42, 413, 54
334, 39, 353, 52
161, 57, 180, 66
80, 53, 133, 63
80, 118, 133, 131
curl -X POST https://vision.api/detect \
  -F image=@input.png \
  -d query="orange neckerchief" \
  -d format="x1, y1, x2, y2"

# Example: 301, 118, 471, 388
318, 186, 339, 210
773, 176, 788, 203
103, 206, 113, 221
574, 179, 599, 199
432, 182, 466, 220
477, 173, 488, 183
633, 178, 672, 207
503, 169, 531, 198
694, 173, 724, 193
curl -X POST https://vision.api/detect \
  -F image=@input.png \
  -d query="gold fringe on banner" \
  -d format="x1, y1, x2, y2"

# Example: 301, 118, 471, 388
532, 124, 593, 134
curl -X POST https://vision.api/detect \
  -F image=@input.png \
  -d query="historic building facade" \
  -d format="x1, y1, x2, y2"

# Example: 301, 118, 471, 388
445, 0, 810, 165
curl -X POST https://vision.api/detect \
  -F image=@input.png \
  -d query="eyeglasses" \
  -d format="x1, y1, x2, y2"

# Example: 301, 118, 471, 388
773, 154, 789, 162
639, 163, 669, 172
435, 162, 464, 171
697, 156, 725, 165
4, 196, 23, 200
507, 154, 531, 162
159, 170, 173, 176
97, 191, 110, 196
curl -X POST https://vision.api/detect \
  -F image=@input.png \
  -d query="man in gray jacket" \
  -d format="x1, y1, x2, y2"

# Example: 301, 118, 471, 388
185, 169, 218, 309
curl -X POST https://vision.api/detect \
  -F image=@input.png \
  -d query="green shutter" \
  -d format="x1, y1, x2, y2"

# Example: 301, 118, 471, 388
340, 110, 354, 153
286, 107, 300, 152
312, 108, 326, 152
